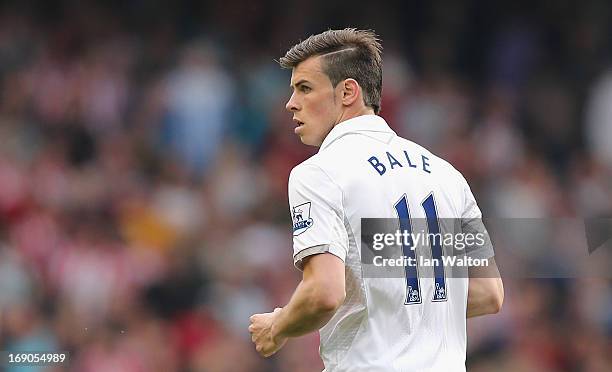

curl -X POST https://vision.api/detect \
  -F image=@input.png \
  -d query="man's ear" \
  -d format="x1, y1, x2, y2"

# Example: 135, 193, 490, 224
341, 78, 361, 107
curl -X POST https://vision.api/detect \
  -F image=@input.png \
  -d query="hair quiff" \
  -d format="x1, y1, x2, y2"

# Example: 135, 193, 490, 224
279, 28, 383, 114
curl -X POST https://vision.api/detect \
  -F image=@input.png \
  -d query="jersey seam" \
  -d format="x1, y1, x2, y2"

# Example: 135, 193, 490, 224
332, 218, 370, 372
302, 162, 371, 371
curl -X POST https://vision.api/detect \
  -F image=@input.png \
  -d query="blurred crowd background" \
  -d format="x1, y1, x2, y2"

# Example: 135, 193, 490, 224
0, 0, 611, 371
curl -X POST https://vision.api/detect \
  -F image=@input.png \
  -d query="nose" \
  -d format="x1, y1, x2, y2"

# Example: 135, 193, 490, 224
285, 92, 299, 112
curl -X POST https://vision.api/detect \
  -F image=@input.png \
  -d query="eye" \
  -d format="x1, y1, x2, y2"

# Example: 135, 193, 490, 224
300, 85, 311, 93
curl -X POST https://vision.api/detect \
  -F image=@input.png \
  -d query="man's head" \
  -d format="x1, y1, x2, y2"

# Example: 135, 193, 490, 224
279, 29, 383, 146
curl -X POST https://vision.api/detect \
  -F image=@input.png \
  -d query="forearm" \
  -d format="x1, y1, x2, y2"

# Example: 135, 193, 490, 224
467, 277, 504, 318
467, 280, 495, 318
272, 279, 339, 339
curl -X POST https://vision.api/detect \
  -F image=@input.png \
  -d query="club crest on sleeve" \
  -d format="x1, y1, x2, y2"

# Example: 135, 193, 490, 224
292, 202, 314, 236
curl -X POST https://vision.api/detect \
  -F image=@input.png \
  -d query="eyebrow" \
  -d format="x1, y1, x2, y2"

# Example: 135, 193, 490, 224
290, 79, 310, 89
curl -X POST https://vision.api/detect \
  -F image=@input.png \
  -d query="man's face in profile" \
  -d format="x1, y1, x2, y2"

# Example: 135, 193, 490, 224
286, 56, 342, 146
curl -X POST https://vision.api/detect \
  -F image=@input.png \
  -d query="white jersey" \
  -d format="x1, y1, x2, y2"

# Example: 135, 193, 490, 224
288, 115, 494, 372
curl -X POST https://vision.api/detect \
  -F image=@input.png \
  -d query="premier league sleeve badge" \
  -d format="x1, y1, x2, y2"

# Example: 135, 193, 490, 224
292, 202, 314, 236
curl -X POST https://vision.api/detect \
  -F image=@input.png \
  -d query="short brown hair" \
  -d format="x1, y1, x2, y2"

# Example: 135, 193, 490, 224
279, 28, 383, 114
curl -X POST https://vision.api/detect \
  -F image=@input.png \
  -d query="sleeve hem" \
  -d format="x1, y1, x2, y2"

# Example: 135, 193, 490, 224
293, 244, 346, 271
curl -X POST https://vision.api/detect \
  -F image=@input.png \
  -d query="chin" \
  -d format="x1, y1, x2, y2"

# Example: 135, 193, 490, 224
299, 136, 314, 146
299, 134, 323, 147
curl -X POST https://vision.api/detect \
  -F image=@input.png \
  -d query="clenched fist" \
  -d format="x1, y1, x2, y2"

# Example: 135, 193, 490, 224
248, 308, 288, 357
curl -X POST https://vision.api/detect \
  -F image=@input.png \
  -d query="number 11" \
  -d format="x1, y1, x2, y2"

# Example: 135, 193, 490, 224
394, 193, 447, 305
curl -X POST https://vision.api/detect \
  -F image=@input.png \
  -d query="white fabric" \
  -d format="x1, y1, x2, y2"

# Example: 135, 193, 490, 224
287, 115, 494, 372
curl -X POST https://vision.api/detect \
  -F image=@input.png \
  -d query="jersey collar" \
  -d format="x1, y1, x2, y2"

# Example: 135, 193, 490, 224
319, 115, 396, 152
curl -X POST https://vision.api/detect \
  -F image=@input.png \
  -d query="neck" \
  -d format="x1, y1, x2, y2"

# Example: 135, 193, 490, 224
336, 106, 376, 125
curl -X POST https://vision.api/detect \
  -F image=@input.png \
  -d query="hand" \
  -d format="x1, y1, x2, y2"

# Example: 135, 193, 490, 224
249, 307, 287, 357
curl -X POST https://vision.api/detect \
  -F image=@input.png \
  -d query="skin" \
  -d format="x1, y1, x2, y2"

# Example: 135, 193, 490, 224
467, 258, 504, 318
249, 254, 345, 357
249, 55, 504, 358
249, 55, 369, 357
285, 55, 375, 146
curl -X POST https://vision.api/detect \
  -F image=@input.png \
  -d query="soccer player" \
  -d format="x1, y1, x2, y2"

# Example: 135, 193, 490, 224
249, 29, 504, 371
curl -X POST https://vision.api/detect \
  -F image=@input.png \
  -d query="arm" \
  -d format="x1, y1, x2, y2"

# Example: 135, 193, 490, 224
467, 257, 504, 318
273, 253, 345, 337
249, 253, 345, 356
250, 164, 347, 356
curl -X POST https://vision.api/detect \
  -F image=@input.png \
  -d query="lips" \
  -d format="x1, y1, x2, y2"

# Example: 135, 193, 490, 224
293, 118, 304, 135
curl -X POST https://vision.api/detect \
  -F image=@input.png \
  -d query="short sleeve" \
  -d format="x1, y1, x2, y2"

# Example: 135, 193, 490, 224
288, 164, 348, 270
460, 175, 495, 259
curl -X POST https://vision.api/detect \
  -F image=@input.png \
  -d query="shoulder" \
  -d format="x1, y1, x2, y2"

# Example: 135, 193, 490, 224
289, 154, 334, 183
410, 142, 477, 205
399, 136, 467, 180
288, 156, 344, 205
